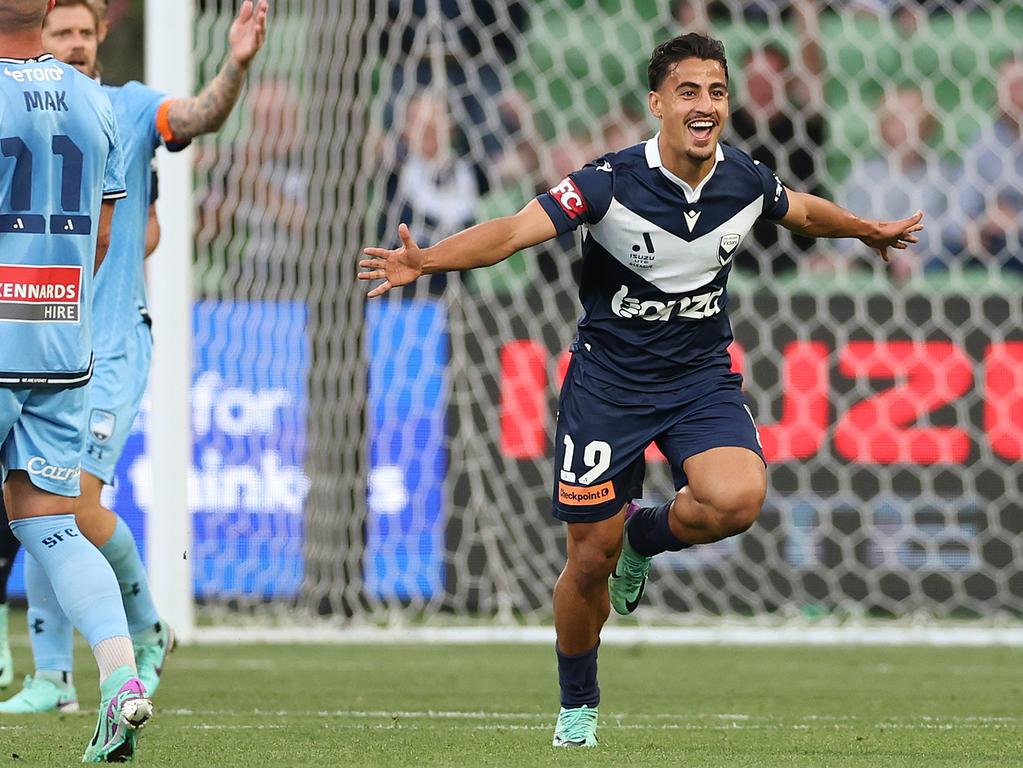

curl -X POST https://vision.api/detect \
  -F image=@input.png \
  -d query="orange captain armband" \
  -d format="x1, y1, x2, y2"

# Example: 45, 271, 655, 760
155, 99, 180, 145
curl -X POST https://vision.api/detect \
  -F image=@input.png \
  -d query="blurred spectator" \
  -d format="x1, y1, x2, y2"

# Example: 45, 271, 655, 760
381, 0, 529, 172
381, 93, 480, 247
198, 76, 309, 297
726, 0, 829, 275
957, 56, 1023, 274
839, 87, 956, 277
600, 104, 651, 152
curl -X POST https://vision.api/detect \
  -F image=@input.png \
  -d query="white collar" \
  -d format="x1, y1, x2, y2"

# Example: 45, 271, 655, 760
0, 53, 55, 64
645, 133, 724, 204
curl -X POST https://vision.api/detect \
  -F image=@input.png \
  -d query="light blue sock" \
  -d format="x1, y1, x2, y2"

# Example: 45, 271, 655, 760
24, 554, 73, 674
10, 515, 128, 647
99, 516, 160, 635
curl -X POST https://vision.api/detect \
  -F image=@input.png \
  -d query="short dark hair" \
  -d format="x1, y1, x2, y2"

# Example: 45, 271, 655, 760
648, 33, 728, 92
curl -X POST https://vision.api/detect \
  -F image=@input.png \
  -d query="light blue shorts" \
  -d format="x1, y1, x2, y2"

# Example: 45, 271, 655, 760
81, 321, 152, 485
0, 385, 86, 497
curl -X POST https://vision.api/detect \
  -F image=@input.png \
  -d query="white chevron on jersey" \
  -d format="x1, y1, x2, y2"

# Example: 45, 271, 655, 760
586, 195, 763, 295
683, 210, 701, 232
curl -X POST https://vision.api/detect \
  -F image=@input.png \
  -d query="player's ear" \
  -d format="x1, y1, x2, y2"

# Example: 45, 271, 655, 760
98, 19, 110, 43
47, 0, 56, 14
648, 91, 662, 120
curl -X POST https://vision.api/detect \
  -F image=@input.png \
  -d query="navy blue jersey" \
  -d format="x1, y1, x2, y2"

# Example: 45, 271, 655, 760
537, 135, 788, 390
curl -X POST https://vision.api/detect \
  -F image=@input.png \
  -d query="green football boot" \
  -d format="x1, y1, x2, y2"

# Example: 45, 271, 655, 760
608, 511, 652, 615
81, 666, 152, 763
0, 674, 79, 714
552, 705, 598, 747
133, 621, 174, 697
0, 604, 12, 689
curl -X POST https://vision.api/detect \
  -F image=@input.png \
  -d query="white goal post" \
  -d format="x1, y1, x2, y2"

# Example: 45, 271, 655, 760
144, 0, 195, 644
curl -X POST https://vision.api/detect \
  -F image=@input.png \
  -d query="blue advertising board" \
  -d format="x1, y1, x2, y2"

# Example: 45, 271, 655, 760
7, 300, 309, 600
363, 299, 448, 600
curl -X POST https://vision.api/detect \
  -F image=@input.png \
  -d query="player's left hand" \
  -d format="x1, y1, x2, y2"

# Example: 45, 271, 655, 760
860, 210, 924, 262
228, 0, 269, 67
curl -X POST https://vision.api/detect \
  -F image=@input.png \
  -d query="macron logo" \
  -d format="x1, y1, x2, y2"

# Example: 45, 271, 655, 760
683, 209, 701, 232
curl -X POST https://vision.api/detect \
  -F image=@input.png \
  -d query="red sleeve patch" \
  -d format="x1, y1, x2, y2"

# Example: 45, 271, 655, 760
548, 177, 588, 219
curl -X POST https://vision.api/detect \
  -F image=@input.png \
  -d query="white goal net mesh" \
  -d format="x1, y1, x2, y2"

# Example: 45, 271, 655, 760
126, 0, 1023, 627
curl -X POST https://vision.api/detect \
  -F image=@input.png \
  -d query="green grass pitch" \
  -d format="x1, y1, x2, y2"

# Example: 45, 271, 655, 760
1, 611, 1021, 766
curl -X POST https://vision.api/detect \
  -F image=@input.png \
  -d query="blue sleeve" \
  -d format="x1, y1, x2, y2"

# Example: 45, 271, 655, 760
99, 94, 127, 200
535, 158, 615, 235
753, 159, 789, 220
126, 82, 190, 153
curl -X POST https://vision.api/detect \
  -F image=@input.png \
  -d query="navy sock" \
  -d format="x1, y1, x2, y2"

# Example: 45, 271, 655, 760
0, 496, 19, 604
556, 642, 600, 708
626, 499, 690, 557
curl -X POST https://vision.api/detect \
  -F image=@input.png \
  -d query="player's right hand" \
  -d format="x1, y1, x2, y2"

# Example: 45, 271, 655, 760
359, 224, 424, 298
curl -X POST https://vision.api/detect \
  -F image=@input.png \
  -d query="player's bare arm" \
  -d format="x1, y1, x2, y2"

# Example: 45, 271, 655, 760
780, 188, 924, 262
94, 200, 116, 273
165, 0, 268, 141
144, 204, 160, 257
359, 199, 558, 298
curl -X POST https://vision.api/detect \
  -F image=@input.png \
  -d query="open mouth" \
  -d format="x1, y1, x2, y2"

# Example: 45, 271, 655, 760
687, 120, 715, 142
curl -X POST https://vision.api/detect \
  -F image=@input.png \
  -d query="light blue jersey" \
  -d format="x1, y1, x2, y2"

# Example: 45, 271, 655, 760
95, 82, 184, 355
0, 55, 125, 385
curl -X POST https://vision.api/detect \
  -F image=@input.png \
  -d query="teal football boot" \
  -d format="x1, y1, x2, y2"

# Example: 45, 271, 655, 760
81, 667, 152, 763
0, 674, 79, 714
552, 705, 598, 747
608, 508, 652, 615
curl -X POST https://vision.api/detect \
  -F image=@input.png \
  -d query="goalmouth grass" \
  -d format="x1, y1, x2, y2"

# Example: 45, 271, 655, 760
1, 611, 1021, 767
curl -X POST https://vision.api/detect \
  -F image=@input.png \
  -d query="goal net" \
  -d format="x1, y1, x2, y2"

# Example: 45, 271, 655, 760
119, 0, 1023, 634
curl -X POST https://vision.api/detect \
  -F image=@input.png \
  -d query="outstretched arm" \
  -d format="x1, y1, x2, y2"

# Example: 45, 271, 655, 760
359, 199, 558, 298
164, 0, 269, 141
781, 188, 924, 262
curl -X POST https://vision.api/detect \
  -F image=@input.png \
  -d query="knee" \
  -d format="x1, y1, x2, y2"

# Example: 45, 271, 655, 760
698, 482, 765, 538
566, 538, 620, 587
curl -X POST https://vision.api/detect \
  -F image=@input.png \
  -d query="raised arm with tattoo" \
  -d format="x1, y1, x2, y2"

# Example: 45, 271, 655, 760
165, 0, 269, 141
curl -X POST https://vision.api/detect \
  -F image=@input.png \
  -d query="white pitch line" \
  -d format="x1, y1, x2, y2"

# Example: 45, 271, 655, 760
159, 709, 1023, 727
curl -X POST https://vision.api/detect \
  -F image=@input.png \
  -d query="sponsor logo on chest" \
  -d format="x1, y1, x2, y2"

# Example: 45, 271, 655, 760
0, 264, 81, 322
610, 284, 724, 321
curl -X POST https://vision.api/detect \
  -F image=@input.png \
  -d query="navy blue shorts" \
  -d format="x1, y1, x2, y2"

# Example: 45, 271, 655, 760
552, 355, 765, 523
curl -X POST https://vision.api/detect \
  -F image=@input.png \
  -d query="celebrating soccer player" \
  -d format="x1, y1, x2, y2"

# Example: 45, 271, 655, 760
360, 33, 924, 747
0, 0, 268, 724
0, 0, 155, 759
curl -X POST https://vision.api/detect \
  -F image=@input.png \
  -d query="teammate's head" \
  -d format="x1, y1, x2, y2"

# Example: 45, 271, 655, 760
997, 56, 1023, 125
41, 0, 99, 77
647, 33, 729, 165
877, 87, 935, 154
0, 0, 56, 32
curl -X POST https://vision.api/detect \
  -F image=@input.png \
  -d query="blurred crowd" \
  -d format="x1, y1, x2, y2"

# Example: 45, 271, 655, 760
373, 0, 1023, 288
104, 1, 1023, 290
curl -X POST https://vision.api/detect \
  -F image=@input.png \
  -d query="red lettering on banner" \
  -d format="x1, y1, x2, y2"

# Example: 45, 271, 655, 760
728, 340, 744, 374
758, 341, 829, 461
834, 341, 972, 464
499, 340, 547, 459
984, 342, 1023, 461
557, 350, 571, 388
548, 178, 587, 219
